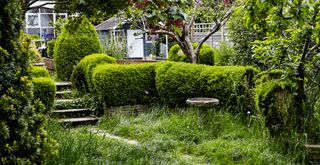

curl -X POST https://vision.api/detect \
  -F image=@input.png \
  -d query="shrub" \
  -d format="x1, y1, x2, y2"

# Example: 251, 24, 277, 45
168, 43, 215, 65
20, 32, 42, 63
254, 80, 294, 136
0, 1, 56, 163
32, 77, 56, 111
47, 39, 56, 59
30, 66, 50, 78
71, 53, 116, 94
53, 16, 101, 81
213, 41, 236, 66
92, 63, 157, 107
155, 62, 257, 112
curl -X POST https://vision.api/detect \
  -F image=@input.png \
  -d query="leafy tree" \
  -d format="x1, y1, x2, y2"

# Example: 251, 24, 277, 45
242, 0, 320, 135
0, 0, 56, 163
128, 0, 233, 63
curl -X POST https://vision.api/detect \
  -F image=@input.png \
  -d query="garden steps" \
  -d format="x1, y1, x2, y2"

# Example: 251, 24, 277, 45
53, 81, 98, 126
52, 108, 92, 118
306, 144, 320, 161
55, 90, 73, 99
58, 117, 98, 126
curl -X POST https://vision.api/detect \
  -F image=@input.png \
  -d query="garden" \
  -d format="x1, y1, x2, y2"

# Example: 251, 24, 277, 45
1, 0, 320, 164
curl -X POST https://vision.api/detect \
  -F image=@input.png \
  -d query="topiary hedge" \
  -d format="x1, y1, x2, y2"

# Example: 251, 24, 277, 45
155, 62, 257, 112
168, 43, 215, 65
32, 77, 56, 111
71, 53, 116, 95
30, 66, 50, 78
92, 63, 157, 106
53, 16, 101, 81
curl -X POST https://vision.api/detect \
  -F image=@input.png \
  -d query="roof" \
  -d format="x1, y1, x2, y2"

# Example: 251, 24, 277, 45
30, 1, 55, 9
95, 17, 122, 31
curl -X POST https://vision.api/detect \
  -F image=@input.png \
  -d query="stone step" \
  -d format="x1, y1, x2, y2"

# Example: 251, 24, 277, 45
33, 63, 46, 67
53, 98, 86, 110
306, 144, 320, 161
52, 108, 92, 118
58, 117, 98, 126
56, 82, 72, 91
55, 90, 73, 99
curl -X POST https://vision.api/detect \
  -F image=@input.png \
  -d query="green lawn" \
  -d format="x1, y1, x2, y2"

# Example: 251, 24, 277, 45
46, 107, 305, 164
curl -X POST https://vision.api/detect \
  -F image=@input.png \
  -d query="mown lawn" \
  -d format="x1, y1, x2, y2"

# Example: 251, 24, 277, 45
46, 107, 305, 165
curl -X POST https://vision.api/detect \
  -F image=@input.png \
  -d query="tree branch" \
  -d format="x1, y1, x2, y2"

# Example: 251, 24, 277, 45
27, 1, 68, 10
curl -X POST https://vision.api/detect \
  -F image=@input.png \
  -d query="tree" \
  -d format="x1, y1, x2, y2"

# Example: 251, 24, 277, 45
128, 0, 233, 63
242, 0, 320, 134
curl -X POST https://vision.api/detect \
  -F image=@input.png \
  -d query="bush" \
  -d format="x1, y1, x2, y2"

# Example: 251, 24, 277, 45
93, 63, 157, 107
0, 1, 56, 163
168, 43, 215, 65
47, 39, 56, 59
155, 62, 257, 112
53, 16, 101, 81
20, 32, 42, 63
213, 41, 236, 66
30, 66, 50, 78
71, 53, 116, 94
32, 77, 56, 111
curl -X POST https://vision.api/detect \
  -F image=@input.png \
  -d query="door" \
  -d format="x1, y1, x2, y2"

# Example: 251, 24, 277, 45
127, 30, 144, 58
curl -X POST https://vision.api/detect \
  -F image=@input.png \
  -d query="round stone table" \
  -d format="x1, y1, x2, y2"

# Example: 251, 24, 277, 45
186, 97, 219, 125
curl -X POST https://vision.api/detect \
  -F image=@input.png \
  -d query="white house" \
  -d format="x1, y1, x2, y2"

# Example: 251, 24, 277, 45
24, 1, 68, 40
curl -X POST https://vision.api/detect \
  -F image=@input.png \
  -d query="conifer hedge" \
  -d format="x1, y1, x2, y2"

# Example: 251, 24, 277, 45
53, 16, 101, 81
71, 53, 116, 95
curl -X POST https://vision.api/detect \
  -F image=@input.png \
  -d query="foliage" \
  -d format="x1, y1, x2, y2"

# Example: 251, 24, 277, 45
155, 62, 257, 113
92, 63, 157, 107
53, 16, 101, 81
213, 41, 236, 66
71, 53, 116, 95
128, 0, 232, 63
47, 39, 56, 59
242, 0, 320, 137
20, 32, 42, 63
0, 1, 56, 163
101, 33, 127, 59
32, 77, 56, 111
30, 66, 50, 78
227, 5, 266, 66
168, 43, 215, 65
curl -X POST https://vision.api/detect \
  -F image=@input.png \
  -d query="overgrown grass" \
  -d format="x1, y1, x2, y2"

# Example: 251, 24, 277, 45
46, 107, 306, 164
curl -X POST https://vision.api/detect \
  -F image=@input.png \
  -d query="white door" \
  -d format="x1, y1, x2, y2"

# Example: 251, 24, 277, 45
127, 30, 144, 58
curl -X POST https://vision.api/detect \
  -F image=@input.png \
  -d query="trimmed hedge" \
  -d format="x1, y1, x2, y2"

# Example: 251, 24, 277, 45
30, 66, 50, 78
53, 16, 101, 81
71, 53, 116, 94
155, 62, 257, 112
168, 43, 215, 65
93, 63, 157, 106
32, 77, 56, 111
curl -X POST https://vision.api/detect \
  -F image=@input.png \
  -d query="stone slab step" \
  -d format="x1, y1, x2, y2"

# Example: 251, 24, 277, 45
306, 144, 320, 161
56, 82, 72, 91
55, 90, 73, 99
52, 108, 92, 118
33, 63, 46, 67
58, 117, 98, 126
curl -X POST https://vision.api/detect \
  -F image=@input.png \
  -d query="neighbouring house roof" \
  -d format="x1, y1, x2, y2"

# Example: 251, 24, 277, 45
30, 1, 55, 9
95, 17, 122, 31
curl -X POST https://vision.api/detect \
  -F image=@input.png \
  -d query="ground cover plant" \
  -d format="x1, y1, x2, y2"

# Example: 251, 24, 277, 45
46, 106, 304, 164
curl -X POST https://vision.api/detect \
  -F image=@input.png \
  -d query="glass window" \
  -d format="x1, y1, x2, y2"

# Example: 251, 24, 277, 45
41, 14, 53, 27
26, 14, 39, 27
26, 28, 40, 35
40, 8, 53, 13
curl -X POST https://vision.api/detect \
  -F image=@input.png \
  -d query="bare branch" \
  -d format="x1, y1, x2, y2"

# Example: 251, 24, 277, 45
152, 29, 181, 43
306, 43, 320, 58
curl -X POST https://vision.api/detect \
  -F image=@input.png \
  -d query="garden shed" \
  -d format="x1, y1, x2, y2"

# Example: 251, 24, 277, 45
95, 17, 168, 59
